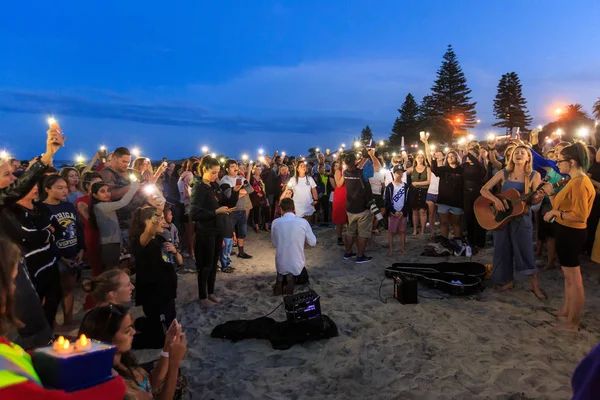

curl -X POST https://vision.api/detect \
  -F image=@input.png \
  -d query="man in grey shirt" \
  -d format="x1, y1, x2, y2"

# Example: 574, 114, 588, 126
220, 159, 253, 259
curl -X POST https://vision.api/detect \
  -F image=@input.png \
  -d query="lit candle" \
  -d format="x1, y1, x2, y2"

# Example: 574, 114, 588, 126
258, 148, 264, 155
259, 156, 265, 163
129, 173, 138, 182
75, 334, 92, 352
100, 145, 106, 151
467, 134, 475, 141
315, 148, 320, 153
201, 146, 209, 154
131, 147, 141, 158
242, 154, 248, 161
53, 336, 66, 351
211, 153, 216, 158
444, 147, 450, 152
281, 152, 286, 157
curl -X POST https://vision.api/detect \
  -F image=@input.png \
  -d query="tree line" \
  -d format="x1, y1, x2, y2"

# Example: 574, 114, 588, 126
359, 44, 600, 148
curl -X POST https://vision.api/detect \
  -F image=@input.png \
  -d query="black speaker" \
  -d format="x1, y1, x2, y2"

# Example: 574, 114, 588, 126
393, 274, 418, 304
284, 290, 322, 325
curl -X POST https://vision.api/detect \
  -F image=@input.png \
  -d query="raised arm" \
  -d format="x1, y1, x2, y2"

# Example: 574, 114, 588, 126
96, 182, 140, 213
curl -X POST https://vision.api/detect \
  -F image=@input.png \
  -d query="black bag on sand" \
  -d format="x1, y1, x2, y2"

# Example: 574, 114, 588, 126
211, 315, 338, 350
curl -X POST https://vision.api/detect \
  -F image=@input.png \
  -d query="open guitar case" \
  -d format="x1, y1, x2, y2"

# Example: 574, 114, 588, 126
384, 262, 486, 296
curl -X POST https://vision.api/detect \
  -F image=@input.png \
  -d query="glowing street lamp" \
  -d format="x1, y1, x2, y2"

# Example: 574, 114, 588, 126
131, 148, 141, 158
476, 119, 481, 124
555, 108, 564, 116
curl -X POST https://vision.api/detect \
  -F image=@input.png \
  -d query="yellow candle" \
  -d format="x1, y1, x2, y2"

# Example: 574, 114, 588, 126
75, 334, 92, 351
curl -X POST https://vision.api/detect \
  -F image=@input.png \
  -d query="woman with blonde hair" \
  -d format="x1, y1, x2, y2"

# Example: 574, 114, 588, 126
131, 157, 153, 182
59, 167, 84, 206
480, 145, 546, 299
82, 269, 134, 307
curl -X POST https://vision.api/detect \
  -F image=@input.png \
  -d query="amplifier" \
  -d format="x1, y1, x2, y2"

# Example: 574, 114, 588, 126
394, 274, 418, 304
284, 290, 322, 325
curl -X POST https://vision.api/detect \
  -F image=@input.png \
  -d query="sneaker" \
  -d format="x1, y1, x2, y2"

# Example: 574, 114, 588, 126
221, 267, 235, 274
337, 237, 344, 246
343, 252, 357, 260
356, 256, 373, 264
238, 252, 252, 259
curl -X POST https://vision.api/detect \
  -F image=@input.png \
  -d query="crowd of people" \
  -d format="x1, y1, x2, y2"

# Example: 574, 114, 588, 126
1, 123, 600, 398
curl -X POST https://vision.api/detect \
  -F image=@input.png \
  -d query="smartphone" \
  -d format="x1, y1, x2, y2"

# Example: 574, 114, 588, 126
99, 148, 108, 162
236, 178, 242, 186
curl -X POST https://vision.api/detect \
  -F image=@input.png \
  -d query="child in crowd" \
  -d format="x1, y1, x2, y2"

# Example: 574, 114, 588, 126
218, 207, 236, 273
384, 166, 410, 256
159, 204, 180, 250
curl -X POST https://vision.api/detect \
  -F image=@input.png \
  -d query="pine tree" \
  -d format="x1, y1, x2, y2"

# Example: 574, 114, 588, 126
430, 45, 477, 131
492, 72, 532, 134
361, 125, 373, 143
390, 93, 420, 146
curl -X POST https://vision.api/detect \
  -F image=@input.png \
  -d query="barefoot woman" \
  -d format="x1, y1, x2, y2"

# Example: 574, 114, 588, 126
542, 142, 595, 330
480, 145, 546, 299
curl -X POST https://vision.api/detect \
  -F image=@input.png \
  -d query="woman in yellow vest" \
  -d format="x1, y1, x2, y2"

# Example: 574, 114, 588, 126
0, 220, 126, 399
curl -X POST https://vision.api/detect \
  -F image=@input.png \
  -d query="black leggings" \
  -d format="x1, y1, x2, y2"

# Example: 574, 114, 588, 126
251, 205, 271, 227
317, 196, 330, 223
133, 299, 176, 349
463, 189, 486, 248
195, 234, 222, 299
34, 263, 63, 327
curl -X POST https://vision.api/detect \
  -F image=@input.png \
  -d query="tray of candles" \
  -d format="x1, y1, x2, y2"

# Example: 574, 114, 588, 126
32, 334, 118, 392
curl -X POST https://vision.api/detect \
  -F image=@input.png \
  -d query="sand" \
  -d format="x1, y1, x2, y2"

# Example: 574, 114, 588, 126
73, 226, 600, 399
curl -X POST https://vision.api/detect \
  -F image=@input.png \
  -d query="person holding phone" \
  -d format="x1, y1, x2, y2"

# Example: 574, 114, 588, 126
220, 159, 253, 259
190, 156, 240, 306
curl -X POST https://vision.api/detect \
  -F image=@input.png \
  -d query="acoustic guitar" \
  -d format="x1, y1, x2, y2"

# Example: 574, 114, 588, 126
474, 177, 570, 231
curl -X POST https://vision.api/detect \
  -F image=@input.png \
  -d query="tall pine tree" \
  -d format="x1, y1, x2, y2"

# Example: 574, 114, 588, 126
430, 45, 477, 131
361, 125, 373, 143
390, 93, 420, 147
492, 72, 532, 134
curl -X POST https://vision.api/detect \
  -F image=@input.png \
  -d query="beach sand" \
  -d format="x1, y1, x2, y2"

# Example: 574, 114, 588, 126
72, 226, 600, 399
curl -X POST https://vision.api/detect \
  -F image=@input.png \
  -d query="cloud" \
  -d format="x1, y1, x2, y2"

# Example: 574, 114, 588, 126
0, 89, 366, 135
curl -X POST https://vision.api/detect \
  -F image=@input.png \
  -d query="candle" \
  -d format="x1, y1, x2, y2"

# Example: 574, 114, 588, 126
75, 334, 92, 351
53, 337, 73, 354
53, 336, 65, 351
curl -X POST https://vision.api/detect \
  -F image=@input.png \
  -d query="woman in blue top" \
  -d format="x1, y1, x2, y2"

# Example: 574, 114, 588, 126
480, 145, 546, 299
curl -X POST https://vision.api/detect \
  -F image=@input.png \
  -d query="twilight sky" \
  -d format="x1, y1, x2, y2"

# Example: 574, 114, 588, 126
0, 0, 599, 160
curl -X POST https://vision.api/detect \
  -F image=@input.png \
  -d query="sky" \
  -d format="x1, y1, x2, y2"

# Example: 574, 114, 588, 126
0, 0, 599, 160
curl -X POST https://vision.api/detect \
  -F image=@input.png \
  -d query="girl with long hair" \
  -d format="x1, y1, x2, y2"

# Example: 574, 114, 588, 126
250, 164, 271, 232
178, 158, 197, 261
79, 304, 185, 400
423, 136, 464, 238
131, 157, 153, 182
425, 150, 445, 234
190, 156, 240, 307
130, 206, 180, 348
90, 180, 139, 270
544, 143, 595, 330
282, 161, 318, 225
59, 167, 84, 206
76, 172, 103, 275
405, 153, 430, 235
480, 145, 546, 299
331, 158, 348, 246
41, 175, 85, 328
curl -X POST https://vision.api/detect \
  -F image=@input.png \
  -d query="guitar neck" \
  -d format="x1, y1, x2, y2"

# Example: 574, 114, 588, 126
508, 179, 564, 205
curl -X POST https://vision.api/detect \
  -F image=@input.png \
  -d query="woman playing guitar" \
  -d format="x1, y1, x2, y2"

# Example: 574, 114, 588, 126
541, 142, 595, 331
480, 145, 546, 299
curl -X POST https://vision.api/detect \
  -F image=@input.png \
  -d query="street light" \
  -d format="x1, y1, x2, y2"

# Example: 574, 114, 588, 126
555, 108, 564, 116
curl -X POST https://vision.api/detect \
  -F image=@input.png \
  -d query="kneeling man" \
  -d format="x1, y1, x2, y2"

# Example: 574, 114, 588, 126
271, 198, 317, 295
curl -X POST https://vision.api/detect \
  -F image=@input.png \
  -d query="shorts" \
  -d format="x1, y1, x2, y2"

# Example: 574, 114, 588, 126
388, 214, 407, 233
426, 193, 438, 203
230, 210, 248, 239
437, 204, 464, 215
554, 223, 586, 267
346, 210, 373, 239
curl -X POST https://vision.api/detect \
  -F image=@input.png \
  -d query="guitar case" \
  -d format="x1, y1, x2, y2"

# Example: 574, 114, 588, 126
384, 262, 486, 296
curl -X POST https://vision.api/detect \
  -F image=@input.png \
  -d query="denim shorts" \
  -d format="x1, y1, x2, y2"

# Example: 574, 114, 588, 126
230, 210, 248, 239
437, 203, 464, 215
426, 193, 438, 203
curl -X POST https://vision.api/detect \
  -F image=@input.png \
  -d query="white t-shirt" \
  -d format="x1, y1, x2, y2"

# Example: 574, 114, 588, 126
288, 175, 317, 217
369, 171, 385, 196
391, 182, 408, 213
427, 172, 440, 195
